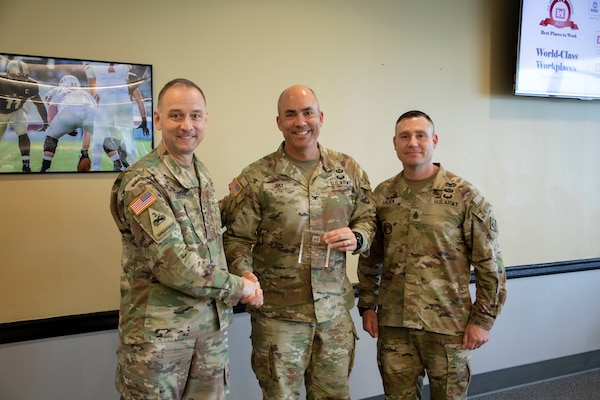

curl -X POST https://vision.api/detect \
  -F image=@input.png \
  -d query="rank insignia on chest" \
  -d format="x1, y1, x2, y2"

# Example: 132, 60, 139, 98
129, 189, 157, 215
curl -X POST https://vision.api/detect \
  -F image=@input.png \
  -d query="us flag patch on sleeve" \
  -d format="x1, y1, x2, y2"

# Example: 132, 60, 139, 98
229, 177, 243, 197
129, 189, 157, 215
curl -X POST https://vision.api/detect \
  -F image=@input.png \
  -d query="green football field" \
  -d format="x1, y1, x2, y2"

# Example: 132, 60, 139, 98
0, 136, 152, 174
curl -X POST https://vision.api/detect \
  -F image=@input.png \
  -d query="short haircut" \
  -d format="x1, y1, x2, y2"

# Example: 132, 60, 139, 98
157, 78, 206, 107
395, 110, 435, 132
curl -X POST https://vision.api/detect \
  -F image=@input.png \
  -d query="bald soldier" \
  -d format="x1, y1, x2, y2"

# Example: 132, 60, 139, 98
222, 85, 376, 399
357, 110, 507, 400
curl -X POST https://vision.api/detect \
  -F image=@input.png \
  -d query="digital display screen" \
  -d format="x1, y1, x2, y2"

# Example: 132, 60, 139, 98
515, 0, 600, 100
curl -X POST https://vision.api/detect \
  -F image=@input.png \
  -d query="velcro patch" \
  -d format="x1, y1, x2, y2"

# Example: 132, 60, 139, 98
129, 189, 157, 215
148, 206, 176, 242
229, 177, 243, 197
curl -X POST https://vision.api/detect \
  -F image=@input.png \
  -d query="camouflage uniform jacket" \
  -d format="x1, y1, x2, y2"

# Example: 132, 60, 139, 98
110, 142, 245, 344
357, 164, 507, 335
222, 142, 376, 323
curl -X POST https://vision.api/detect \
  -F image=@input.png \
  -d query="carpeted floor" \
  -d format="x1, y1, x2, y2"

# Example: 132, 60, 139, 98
469, 369, 600, 400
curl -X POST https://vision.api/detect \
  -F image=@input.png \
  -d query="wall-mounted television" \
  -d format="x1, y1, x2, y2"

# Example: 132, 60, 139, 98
514, 0, 600, 100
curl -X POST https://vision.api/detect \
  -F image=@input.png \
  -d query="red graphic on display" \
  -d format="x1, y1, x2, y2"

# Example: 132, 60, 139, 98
540, 0, 579, 30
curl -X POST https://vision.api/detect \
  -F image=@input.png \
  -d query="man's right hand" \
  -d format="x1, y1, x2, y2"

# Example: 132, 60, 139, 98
240, 277, 263, 308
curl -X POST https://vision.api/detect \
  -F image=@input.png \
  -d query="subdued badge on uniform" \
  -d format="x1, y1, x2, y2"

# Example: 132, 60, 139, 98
228, 176, 248, 197
490, 218, 498, 233
383, 222, 393, 235
147, 206, 176, 242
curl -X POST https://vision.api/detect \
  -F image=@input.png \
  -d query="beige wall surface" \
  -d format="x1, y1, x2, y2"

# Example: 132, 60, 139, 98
1, 0, 599, 322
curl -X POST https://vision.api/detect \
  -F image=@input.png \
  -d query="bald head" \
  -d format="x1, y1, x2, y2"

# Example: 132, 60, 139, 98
277, 85, 319, 116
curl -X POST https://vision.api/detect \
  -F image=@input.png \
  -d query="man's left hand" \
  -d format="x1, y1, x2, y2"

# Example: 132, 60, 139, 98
323, 227, 356, 251
462, 323, 490, 350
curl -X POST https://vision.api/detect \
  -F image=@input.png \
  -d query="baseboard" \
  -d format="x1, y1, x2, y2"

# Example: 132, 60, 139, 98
360, 349, 600, 399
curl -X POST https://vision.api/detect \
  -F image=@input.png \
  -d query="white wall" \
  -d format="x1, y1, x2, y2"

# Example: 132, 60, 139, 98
470, 269, 600, 373
1, 269, 599, 400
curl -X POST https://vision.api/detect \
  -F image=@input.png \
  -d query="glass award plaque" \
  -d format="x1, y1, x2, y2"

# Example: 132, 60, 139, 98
298, 229, 330, 268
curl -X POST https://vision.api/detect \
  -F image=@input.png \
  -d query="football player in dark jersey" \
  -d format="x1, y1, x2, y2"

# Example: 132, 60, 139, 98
0, 59, 49, 172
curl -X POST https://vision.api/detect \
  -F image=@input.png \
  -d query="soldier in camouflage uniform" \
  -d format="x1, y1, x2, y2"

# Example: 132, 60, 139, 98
110, 78, 263, 400
221, 85, 376, 399
357, 110, 507, 400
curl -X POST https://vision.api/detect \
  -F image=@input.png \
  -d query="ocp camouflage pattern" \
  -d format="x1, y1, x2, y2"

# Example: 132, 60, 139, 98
222, 143, 376, 323
358, 164, 507, 335
110, 142, 245, 345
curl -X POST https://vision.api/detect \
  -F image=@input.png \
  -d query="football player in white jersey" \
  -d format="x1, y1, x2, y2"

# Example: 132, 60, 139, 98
84, 62, 139, 171
40, 75, 126, 172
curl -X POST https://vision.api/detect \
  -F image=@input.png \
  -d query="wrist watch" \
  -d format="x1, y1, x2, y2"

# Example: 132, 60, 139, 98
353, 231, 363, 251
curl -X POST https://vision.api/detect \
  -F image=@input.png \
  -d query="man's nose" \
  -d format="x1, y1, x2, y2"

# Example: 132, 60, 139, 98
180, 116, 194, 129
294, 114, 307, 126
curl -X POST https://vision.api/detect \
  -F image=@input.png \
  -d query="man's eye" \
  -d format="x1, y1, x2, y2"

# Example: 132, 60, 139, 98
191, 113, 202, 120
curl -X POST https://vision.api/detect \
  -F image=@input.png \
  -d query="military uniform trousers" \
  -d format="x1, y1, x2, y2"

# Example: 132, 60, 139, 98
250, 312, 356, 400
378, 326, 472, 400
115, 316, 230, 400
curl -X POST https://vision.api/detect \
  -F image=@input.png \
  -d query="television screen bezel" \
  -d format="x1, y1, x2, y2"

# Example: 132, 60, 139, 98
0, 52, 154, 174
513, 0, 600, 101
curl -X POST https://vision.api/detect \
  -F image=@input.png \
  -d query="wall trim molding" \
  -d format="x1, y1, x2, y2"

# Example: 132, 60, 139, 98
1, 257, 598, 345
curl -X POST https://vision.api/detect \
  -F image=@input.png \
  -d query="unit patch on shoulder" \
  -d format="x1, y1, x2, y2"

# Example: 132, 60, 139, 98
129, 189, 157, 215
229, 177, 244, 197
148, 206, 176, 242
